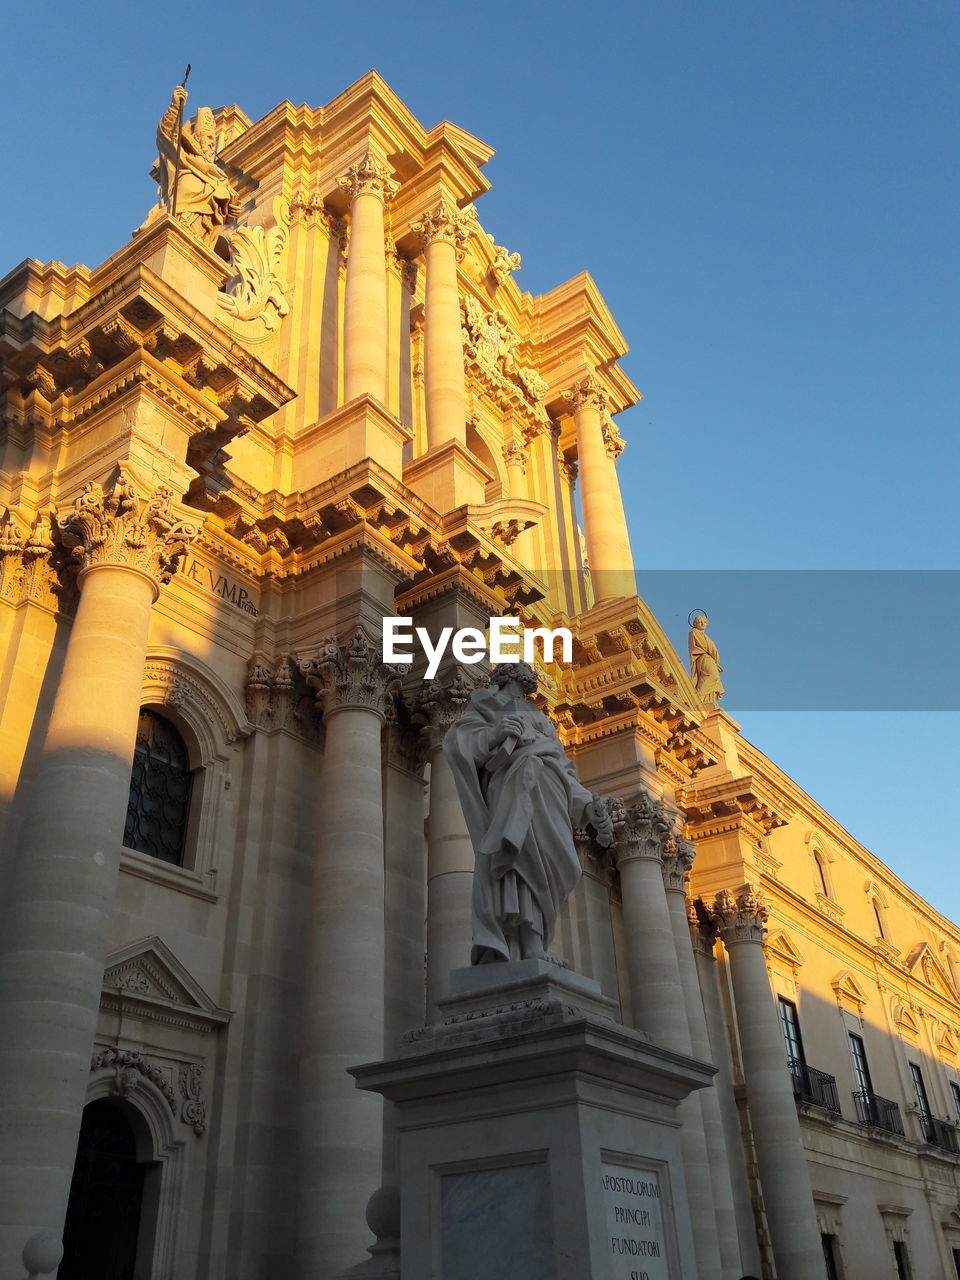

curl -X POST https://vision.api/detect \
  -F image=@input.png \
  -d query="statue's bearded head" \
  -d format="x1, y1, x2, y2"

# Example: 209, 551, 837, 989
491, 661, 538, 695
193, 107, 217, 160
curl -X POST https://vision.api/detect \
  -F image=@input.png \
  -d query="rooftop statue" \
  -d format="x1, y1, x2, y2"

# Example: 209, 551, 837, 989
688, 612, 725, 707
140, 83, 240, 248
443, 661, 613, 964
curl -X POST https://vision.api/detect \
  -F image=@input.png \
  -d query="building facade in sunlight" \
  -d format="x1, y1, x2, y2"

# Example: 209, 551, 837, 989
0, 72, 958, 1280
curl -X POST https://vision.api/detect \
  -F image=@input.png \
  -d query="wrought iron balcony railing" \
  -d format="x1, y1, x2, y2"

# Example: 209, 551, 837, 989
788, 1059, 841, 1114
853, 1089, 905, 1135
921, 1115, 960, 1154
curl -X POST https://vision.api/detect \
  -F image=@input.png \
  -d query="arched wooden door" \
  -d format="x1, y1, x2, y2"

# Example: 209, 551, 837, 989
58, 1099, 147, 1280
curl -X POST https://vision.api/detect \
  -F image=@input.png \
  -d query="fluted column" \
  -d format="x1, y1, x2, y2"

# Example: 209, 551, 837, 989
412, 675, 474, 1015
298, 634, 400, 1277
662, 839, 743, 1280
712, 887, 825, 1280
563, 373, 634, 600
338, 153, 398, 404
412, 200, 475, 448
0, 471, 200, 1276
611, 794, 720, 1277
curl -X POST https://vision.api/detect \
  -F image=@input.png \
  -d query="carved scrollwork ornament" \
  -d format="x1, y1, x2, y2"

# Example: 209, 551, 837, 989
59, 469, 202, 591
563, 372, 608, 415
178, 1062, 207, 1135
300, 629, 406, 717
217, 196, 291, 339
602, 419, 625, 459
711, 884, 770, 944
337, 152, 400, 203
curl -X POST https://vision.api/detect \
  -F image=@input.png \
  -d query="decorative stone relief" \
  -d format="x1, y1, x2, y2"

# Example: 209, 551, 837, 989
563, 372, 608, 414
217, 196, 291, 339
59, 469, 201, 588
300, 630, 405, 717
462, 297, 518, 378
178, 1062, 207, 1134
90, 1047, 177, 1114
502, 439, 527, 474
515, 364, 550, 405
244, 654, 321, 740
711, 885, 770, 943
337, 152, 399, 203
490, 242, 521, 286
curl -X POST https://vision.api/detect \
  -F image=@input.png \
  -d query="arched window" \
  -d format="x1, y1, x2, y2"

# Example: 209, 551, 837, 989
124, 710, 193, 866
813, 851, 830, 898
872, 899, 886, 940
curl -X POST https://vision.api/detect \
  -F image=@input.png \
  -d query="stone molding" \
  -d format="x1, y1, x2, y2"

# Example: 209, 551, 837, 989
60, 468, 202, 590
563, 371, 608, 414
300, 629, 404, 717
711, 885, 770, 945
337, 152, 400, 203
89, 1047, 208, 1137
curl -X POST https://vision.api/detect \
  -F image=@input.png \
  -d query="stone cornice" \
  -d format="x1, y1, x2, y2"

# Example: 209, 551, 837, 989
678, 773, 790, 840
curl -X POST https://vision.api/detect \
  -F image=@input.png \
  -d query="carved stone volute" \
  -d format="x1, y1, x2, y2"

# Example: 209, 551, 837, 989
609, 788, 673, 866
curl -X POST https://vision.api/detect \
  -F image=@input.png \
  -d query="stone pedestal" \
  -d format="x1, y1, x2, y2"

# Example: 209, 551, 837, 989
351, 962, 714, 1279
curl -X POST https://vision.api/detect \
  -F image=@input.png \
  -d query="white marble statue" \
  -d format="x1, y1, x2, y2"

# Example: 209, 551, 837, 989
688, 612, 725, 707
443, 661, 613, 964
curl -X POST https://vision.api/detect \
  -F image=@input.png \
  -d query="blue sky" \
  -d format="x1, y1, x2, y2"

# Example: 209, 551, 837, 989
3, 1, 957, 916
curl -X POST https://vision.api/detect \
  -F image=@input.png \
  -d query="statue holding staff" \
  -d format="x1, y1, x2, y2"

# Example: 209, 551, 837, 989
443, 661, 613, 964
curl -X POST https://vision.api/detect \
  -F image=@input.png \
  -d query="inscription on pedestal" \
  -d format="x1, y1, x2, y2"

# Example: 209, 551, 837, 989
601, 1163, 668, 1279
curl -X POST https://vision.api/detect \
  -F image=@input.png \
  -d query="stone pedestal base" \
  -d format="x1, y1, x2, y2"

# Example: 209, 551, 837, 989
403, 440, 491, 511
350, 963, 714, 1279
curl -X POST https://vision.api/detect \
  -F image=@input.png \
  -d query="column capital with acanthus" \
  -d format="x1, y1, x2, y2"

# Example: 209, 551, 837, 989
336, 152, 400, 203
563, 371, 608, 414
408, 671, 473, 752
300, 630, 404, 718
59, 468, 202, 594
711, 884, 770, 944
661, 831, 696, 893
411, 200, 478, 256
609, 789, 674, 866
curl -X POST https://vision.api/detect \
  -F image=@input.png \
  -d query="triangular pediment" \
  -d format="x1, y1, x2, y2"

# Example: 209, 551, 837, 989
768, 931, 805, 968
903, 942, 958, 1001
832, 970, 869, 1011
102, 937, 230, 1031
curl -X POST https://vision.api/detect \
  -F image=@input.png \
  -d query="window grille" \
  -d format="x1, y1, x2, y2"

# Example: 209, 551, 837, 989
124, 710, 193, 866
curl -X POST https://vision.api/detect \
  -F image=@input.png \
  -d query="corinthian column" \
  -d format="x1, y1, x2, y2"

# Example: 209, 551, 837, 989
298, 634, 400, 1277
412, 200, 475, 448
611, 794, 720, 1277
338, 153, 399, 404
412, 674, 474, 1015
712, 887, 825, 1280
662, 838, 743, 1280
0, 470, 200, 1276
563, 373, 634, 601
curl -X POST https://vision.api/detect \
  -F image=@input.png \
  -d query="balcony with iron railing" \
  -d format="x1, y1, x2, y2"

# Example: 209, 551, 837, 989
788, 1059, 841, 1114
853, 1089, 905, 1135
920, 1114, 960, 1154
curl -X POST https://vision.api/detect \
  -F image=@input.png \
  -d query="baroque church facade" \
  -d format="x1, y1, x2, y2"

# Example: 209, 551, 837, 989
0, 72, 958, 1280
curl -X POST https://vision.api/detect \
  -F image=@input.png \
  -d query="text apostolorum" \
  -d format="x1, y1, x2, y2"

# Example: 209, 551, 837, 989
382, 616, 573, 679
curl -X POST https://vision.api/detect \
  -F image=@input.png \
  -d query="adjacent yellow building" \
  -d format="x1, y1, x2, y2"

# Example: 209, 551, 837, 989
0, 71, 956, 1280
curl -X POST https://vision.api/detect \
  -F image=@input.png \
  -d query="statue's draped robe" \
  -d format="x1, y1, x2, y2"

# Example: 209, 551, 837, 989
155, 102, 237, 231
443, 686, 592, 963
689, 627, 725, 702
